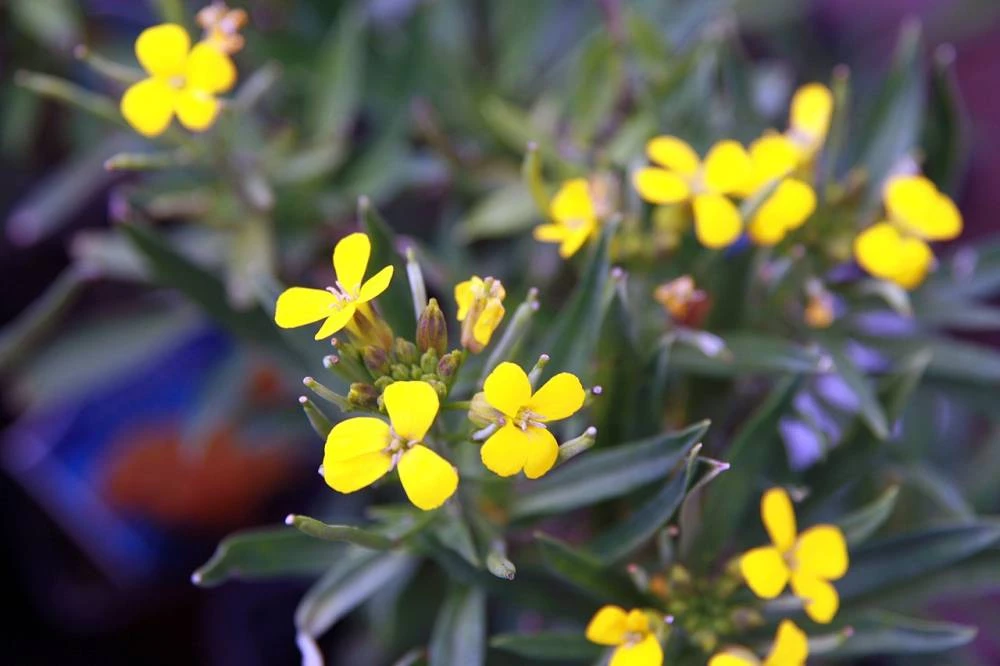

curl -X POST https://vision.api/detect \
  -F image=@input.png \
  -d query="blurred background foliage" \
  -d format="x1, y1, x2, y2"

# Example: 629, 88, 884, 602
3, 1, 1000, 665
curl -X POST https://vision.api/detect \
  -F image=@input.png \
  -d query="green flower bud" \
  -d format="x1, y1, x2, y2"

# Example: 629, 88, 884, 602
347, 382, 380, 410
390, 363, 411, 381
437, 350, 463, 381
420, 349, 439, 375
373, 376, 394, 390
361, 345, 390, 377
416, 298, 448, 356
394, 338, 418, 366
468, 391, 501, 427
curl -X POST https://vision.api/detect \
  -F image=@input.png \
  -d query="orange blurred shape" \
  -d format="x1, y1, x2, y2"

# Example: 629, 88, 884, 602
103, 425, 295, 530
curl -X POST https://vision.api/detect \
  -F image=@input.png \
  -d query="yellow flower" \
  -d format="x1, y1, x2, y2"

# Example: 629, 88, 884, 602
479, 362, 586, 479
633, 137, 752, 249
709, 620, 808, 666
786, 83, 834, 160
740, 488, 849, 624
534, 179, 601, 258
455, 276, 506, 353
585, 605, 663, 666
120, 24, 236, 137
742, 135, 817, 246
323, 381, 457, 510
853, 175, 962, 290
274, 232, 394, 340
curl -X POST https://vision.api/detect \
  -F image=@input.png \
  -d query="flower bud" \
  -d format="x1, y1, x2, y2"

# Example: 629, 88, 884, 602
394, 338, 418, 366
347, 382, 379, 410
349, 302, 395, 351
455, 276, 506, 353
468, 391, 502, 427
390, 363, 411, 381
655, 275, 711, 328
437, 350, 463, 381
361, 345, 390, 377
420, 349, 439, 375
416, 298, 448, 355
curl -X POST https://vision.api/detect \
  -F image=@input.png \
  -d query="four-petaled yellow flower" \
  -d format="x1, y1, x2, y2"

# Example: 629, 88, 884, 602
585, 605, 663, 666
120, 24, 236, 137
709, 620, 808, 666
634, 137, 752, 249
786, 83, 834, 161
741, 488, 849, 624
455, 276, 506, 353
323, 381, 458, 510
854, 174, 963, 290
741, 135, 817, 246
274, 232, 394, 340
479, 362, 585, 479
534, 179, 600, 258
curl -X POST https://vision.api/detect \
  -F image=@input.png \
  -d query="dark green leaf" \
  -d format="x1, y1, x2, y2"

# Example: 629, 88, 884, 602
490, 632, 601, 661
837, 485, 900, 546
459, 182, 539, 241
308, 5, 366, 141
570, 32, 623, 143
286, 515, 395, 550
511, 420, 709, 519
670, 333, 829, 377
828, 346, 890, 440
925, 337, 1000, 386
428, 585, 486, 666
814, 611, 976, 658
536, 534, 646, 605
921, 44, 967, 193
192, 527, 340, 587
358, 197, 417, 336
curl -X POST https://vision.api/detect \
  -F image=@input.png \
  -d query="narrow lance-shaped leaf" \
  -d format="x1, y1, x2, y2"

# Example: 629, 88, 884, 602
490, 632, 602, 661
827, 344, 890, 440
285, 515, 395, 550
670, 332, 830, 377
428, 585, 487, 666
192, 527, 341, 588
811, 611, 977, 658
535, 533, 648, 606
836, 485, 900, 546
358, 197, 416, 336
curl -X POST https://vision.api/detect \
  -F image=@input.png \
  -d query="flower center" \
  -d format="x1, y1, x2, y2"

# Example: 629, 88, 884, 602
623, 630, 648, 646
383, 428, 418, 468
512, 406, 545, 431
326, 281, 360, 308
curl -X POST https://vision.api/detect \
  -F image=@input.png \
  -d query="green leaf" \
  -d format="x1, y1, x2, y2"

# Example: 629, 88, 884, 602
308, 5, 366, 141
922, 44, 967, 193
813, 611, 976, 658
536, 534, 646, 605
429, 510, 481, 568
827, 345, 890, 440
511, 420, 709, 520
839, 522, 1000, 602
295, 549, 417, 666
9, 0, 82, 51
837, 485, 900, 546
490, 632, 601, 661
670, 332, 830, 377
522, 142, 550, 214
459, 181, 539, 241
915, 297, 1000, 331
192, 527, 340, 587
286, 515, 396, 550
925, 337, 1000, 386
428, 585, 487, 666
570, 32, 623, 143
358, 197, 417, 336
0, 266, 86, 372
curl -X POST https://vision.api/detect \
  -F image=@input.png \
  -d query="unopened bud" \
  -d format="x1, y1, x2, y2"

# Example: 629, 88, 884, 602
348, 382, 379, 410
416, 298, 448, 355
390, 363, 411, 381
437, 350, 463, 381
558, 426, 597, 461
468, 391, 502, 428
730, 607, 765, 632
420, 349, 439, 375
394, 338, 418, 366
361, 345, 390, 377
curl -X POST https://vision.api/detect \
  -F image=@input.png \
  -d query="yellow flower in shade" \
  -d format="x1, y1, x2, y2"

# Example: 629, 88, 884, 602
534, 179, 600, 258
120, 24, 236, 137
740, 488, 849, 624
633, 137, 752, 249
479, 362, 586, 479
786, 83, 834, 160
585, 606, 663, 666
853, 174, 962, 290
455, 276, 506, 353
709, 620, 808, 666
742, 135, 817, 246
323, 381, 458, 510
274, 232, 394, 340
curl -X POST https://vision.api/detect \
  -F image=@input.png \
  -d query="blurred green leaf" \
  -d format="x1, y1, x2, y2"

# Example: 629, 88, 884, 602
522, 142, 551, 215
490, 632, 601, 661
459, 181, 539, 242
569, 32, 623, 143
837, 485, 900, 547
309, 5, 366, 141
0, 267, 87, 372
536, 534, 646, 605
670, 333, 829, 377
828, 345, 890, 440
359, 197, 417, 336
915, 297, 1000, 331
814, 611, 976, 658
921, 44, 966, 193
430, 510, 481, 568
428, 585, 486, 666
925, 337, 1000, 386
511, 420, 709, 520
9, 0, 81, 51
192, 527, 341, 587
287, 515, 396, 550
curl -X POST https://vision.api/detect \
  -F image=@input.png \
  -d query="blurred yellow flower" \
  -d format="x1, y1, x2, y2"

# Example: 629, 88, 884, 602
585, 605, 663, 666
323, 381, 457, 510
275, 232, 394, 340
740, 488, 849, 624
742, 135, 817, 246
534, 179, 600, 258
479, 362, 585, 478
120, 23, 236, 137
633, 137, 751, 249
854, 174, 962, 290
787, 82, 834, 160
709, 620, 808, 666
455, 276, 506, 353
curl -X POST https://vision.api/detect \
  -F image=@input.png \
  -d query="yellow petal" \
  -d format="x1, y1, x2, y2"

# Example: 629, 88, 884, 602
748, 179, 816, 246
740, 546, 790, 599
763, 620, 808, 666
795, 525, 849, 580
610, 635, 663, 666
749, 135, 800, 186
625, 610, 650, 633
550, 179, 596, 223
892, 237, 934, 289
325, 417, 392, 462
120, 78, 176, 137
646, 135, 700, 177
473, 299, 505, 346
358, 265, 394, 303
480, 424, 530, 477
693, 194, 742, 249
762, 487, 797, 552
397, 444, 458, 510
529, 372, 586, 421
186, 41, 236, 93
559, 223, 596, 258
135, 23, 190, 78
523, 426, 559, 479
275, 287, 336, 328
314, 302, 357, 339
853, 222, 903, 280
483, 362, 532, 418
333, 232, 372, 293
633, 167, 691, 205
324, 451, 393, 493
709, 649, 761, 666
790, 83, 833, 145
929, 193, 963, 241
885, 175, 962, 241
454, 277, 482, 321
790, 573, 840, 624
585, 605, 629, 646
702, 140, 752, 195
174, 88, 220, 132
383, 380, 440, 442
